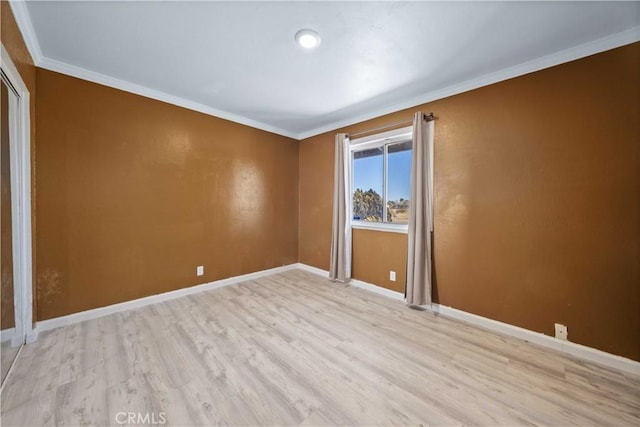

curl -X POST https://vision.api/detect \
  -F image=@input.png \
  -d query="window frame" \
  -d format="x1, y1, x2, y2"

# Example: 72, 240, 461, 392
349, 125, 413, 234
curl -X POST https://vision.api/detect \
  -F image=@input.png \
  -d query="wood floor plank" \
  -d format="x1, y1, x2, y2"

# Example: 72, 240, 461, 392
1, 269, 638, 426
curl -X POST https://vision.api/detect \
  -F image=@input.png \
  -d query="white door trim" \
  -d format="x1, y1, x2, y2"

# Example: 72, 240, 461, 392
1, 43, 35, 346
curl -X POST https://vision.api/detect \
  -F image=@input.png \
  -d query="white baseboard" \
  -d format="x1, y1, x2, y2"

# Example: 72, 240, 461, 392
26, 329, 38, 344
35, 264, 299, 334
30, 261, 640, 376
1, 328, 23, 347
0, 327, 15, 343
293, 263, 407, 301
421, 304, 640, 376
292, 263, 329, 278
350, 278, 405, 301
296, 263, 640, 377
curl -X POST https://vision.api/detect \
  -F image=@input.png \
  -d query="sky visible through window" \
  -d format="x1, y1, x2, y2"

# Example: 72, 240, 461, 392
353, 149, 411, 202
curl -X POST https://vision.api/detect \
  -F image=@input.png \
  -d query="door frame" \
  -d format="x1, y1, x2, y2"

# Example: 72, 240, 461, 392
1, 43, 35, 346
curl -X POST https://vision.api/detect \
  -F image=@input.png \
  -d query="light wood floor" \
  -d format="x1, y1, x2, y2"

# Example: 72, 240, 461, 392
1, 269, 638, 426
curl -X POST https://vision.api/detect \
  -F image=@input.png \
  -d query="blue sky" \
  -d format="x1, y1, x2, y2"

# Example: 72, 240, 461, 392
353, 150, 411, 201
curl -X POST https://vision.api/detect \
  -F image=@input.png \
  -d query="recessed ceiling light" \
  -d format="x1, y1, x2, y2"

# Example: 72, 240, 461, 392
295, 29, 321, 49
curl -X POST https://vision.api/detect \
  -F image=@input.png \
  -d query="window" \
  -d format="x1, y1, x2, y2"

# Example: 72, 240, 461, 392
350, 126, 412, 232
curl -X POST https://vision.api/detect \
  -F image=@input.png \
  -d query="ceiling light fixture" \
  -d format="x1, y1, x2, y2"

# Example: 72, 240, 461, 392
295, 29, 321, 49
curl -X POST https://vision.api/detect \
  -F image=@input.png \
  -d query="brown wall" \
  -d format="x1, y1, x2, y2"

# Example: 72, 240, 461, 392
1, 80, 15, 329
36, 69, 298, 320
299, 43, 640, 361
1, 1, 37, 325
5, 0, 638, 361
352, 229, 407, 294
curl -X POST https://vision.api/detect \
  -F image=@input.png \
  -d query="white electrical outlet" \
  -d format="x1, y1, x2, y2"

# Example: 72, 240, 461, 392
196, 266, 204, 276
389, 271, 396, 281
554, 323, 568, 340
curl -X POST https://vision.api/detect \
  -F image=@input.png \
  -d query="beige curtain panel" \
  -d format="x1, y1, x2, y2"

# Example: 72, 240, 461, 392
406, 112, 434, 305
329, 133, 352, 282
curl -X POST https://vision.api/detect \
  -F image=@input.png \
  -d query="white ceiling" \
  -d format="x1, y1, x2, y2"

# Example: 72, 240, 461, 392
13, 1, 640, 139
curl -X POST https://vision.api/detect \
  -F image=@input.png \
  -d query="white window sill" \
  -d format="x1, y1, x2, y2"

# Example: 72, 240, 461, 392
351, 221, 408, 234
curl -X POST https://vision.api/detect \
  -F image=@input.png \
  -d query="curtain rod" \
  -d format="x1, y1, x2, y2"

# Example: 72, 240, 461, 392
348, 112, 434, 138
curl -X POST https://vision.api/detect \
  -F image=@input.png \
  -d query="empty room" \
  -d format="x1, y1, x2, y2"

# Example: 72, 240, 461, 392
1, 1, 639, 426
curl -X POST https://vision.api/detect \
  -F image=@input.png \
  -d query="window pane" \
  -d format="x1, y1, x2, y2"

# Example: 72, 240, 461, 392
353, 147, 383, 222
387, 139, 412, 223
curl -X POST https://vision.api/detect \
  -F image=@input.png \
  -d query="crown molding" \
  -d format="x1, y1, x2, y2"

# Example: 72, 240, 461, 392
7, 0, 43, 64
37, 56, 299, 139
297, 25, 640, 140
8, 2, 298, 139
8, 0, 639, 141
